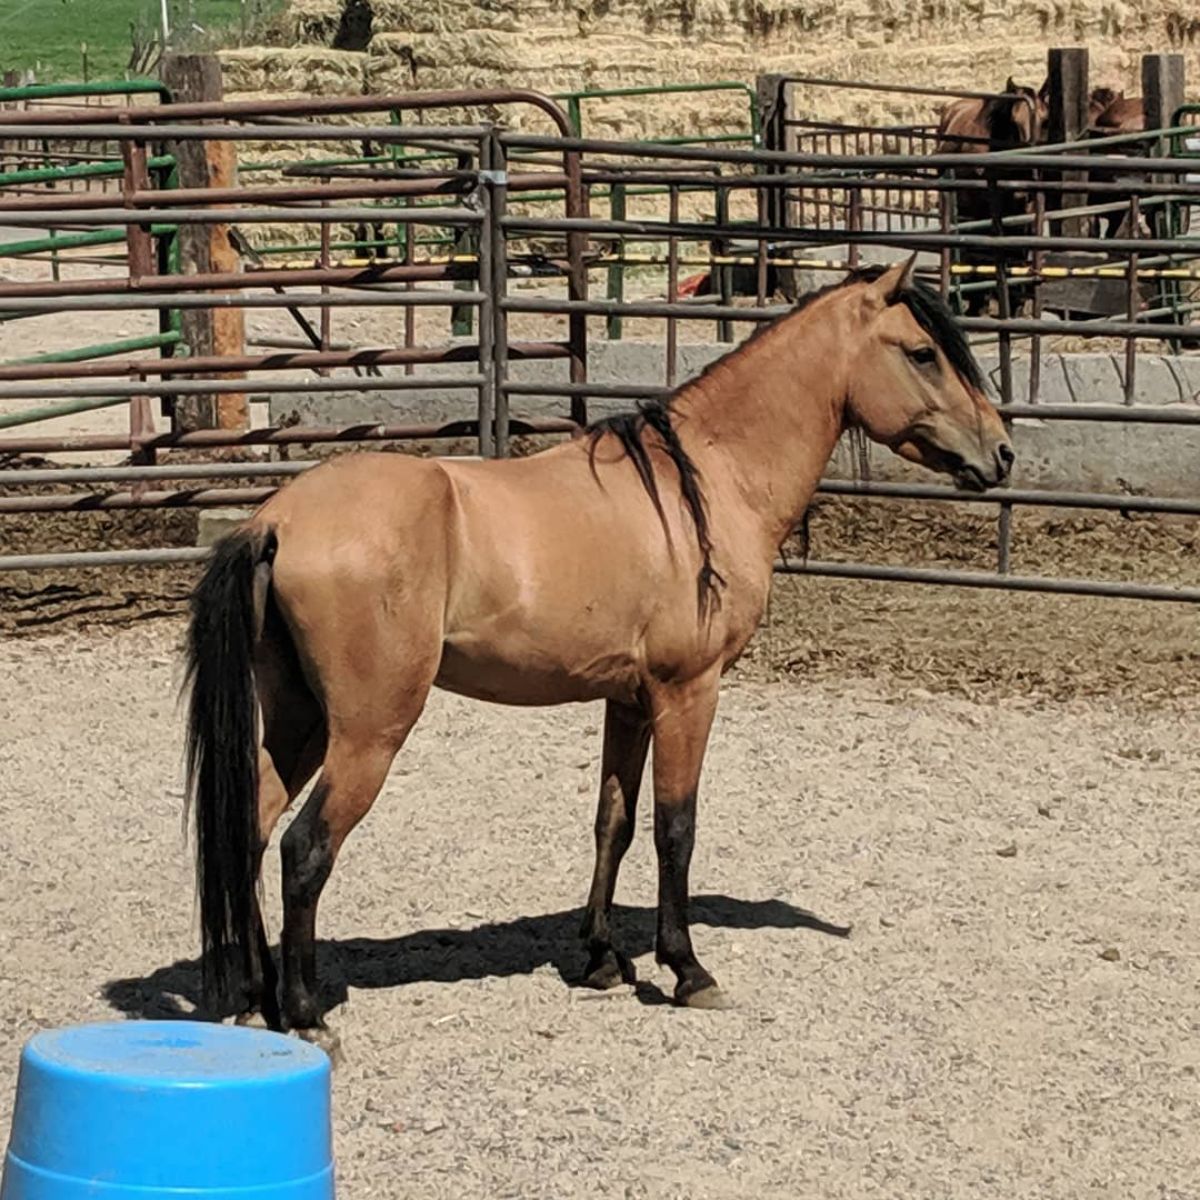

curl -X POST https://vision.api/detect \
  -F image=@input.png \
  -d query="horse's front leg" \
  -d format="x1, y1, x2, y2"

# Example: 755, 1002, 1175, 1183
648, 673, 729, 1009
580, 700, 651, 988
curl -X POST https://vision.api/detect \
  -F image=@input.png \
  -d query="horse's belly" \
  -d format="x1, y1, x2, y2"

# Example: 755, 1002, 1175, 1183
433, 634, 641, 707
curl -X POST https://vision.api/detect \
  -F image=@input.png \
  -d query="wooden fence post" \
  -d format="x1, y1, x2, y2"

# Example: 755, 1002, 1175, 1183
1142, 53, 1186, 138
161, 53, 247, 433
1046, 47, 1089, 236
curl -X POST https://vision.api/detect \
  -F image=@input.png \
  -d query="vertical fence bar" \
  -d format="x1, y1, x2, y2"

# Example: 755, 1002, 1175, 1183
489, 135, 510, 458
1125, 194, 1140, 405
564, 146, 589, 428
755, 182, 769, 306
477, 131, 496, 459
403, 193, 415, 375
451, 225, 476, 338
715, 183, 733, 343
938, 190, 951, 297
120, 134, 156, 468
847, 186, 862, 270
992, 165, 1016, 577
1029, 187, 1045, 404
666, 183, 680, 388
606, 180, 626, 340
318, 184, 332, 376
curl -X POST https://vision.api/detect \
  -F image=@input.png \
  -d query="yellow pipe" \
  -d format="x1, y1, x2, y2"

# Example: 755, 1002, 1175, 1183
264, 251, 1200, 282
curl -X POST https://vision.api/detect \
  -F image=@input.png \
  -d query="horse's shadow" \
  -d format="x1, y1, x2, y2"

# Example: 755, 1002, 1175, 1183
103, 894, 850, 1021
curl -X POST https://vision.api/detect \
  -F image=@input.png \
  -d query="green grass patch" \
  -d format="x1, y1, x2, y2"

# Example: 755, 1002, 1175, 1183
0, 0, 277, 83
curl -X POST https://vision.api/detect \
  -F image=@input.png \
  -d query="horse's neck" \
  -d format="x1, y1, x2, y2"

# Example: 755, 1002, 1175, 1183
672, 305, 849, 548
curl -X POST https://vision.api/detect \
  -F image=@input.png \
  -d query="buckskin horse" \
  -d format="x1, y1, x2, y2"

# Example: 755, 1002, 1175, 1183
184, 259, 1014, 1044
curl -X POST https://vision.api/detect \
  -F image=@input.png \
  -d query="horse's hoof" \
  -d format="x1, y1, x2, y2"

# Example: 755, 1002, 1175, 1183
679, 984, 733, 1011
583, 949, 635, 991
295, 1024, 344, 1067
234, 1011, 271, 1030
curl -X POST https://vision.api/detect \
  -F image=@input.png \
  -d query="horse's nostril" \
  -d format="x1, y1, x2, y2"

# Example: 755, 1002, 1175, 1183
997, 443, 1015, 473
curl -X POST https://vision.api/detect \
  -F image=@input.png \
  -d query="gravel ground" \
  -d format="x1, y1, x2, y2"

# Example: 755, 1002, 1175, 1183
1, 618, 1198, 1199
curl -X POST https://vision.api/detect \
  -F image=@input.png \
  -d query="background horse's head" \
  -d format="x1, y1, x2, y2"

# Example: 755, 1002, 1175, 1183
1089, 86, 1123, 125
935, 80, 1044, 156
995, 77, 1045, 147
841, 259, 1014, 491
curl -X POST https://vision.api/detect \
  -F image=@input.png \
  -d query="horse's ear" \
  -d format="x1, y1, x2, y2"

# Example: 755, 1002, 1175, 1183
1005, 75, 1017, 93
1038, 76, 1050, 100
867, 254, 918, 306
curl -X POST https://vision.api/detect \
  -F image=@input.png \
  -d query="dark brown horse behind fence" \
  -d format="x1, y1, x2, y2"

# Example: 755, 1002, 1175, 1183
183, 260, 1013, 1048
933, 79, 1048, 315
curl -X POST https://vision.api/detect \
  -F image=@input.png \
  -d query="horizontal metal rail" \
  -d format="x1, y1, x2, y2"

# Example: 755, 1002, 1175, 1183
0, 204, 480, 228
0, 89, 577, 134
503, 382, 1200, 424
3, 543, 1193, 604
0, 462, 316, 485
2, 464, 1192, 519
0, 343, 563, 384
0, 418, 580, 457
0, 175, 472, 214
0, 291, 476, 315
0, 80, 170, 103
0, 123, 489, 143
773, 75, 1039, 104
777, 560, 1200, 604
0, 547, 212, 572
501, 213, 1200, 258
0, 374, 486, 402
816, 480, 1200, 515
0, 266, 470, 301
0, 488, 282, 513
501, 130, 1200, 176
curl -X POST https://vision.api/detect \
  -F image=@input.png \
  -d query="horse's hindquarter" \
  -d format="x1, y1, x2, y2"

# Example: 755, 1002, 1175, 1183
434, 447, 751, 706
254, 454, 458, 720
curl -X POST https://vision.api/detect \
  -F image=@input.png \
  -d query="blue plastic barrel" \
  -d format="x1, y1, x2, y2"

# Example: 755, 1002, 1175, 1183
1, 1021, 332, 1200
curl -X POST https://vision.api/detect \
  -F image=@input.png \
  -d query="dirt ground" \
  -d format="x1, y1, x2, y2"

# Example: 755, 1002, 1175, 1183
1, 612, 1198, 1200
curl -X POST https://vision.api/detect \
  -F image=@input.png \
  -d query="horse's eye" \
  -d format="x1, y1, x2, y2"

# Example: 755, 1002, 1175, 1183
907, 346, 937, 367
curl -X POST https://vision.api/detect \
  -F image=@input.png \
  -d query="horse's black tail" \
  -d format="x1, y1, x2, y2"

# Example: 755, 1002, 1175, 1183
183, 526, 277, 1010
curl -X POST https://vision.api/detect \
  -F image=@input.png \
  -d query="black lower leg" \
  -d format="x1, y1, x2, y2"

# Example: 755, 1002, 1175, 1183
581, 785, 637, 988
654, 791, 716, 1002
253, 894, 283, 1030
580, 702, 649, 987
280, 785, 333, 1030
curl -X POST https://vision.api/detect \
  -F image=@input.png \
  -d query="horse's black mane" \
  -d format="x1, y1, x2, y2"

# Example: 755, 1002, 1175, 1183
586, 267, 983, 617
587, 400, 726, 617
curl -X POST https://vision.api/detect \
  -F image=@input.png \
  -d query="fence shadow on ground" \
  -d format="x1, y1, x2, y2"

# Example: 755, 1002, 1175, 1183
102, 894, 851, 1020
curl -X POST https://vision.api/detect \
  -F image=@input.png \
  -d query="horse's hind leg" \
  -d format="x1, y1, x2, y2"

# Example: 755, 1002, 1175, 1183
236, 618, 327, 1029
580, 700, 650, 988
277, 628, 437, 1037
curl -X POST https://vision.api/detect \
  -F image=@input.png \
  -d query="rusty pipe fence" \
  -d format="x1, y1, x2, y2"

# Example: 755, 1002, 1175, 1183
0, 90, 1197, 604
0, 90, 588, 463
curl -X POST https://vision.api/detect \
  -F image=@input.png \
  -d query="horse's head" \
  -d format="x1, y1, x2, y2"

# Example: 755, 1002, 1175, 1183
1089, 86, 1122, 124
1000, 76, 1044, 145
842, 258, 1014, 491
